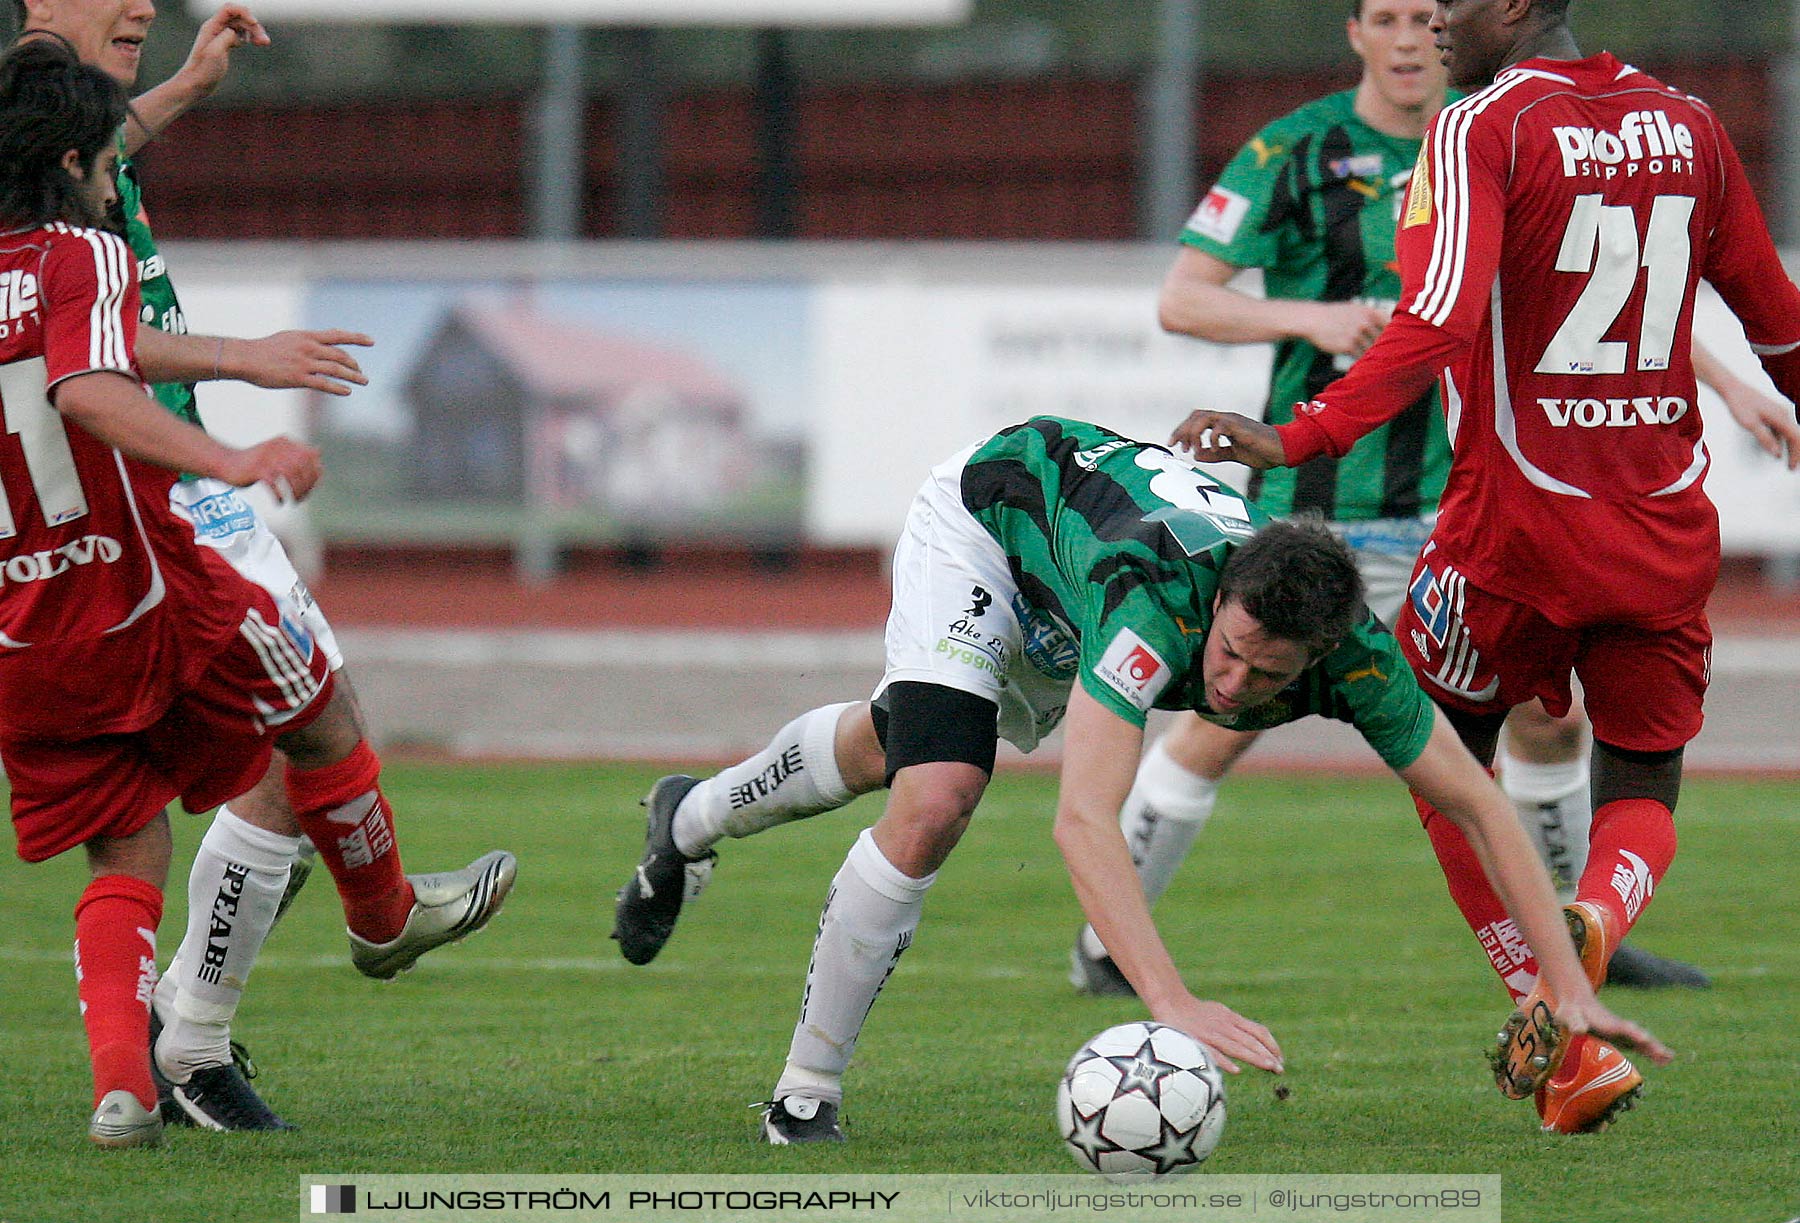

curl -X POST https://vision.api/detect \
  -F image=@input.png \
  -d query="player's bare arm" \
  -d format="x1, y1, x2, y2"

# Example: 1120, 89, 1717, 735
135, 325, 373, 396
125, 5, 269, 154
1694, 339, 1800, 470
53, 369, 322, 499
1396, 710, 1673, 1066
1168, 410, 1287, 470
1053, 684, 1284, 1075
1161, 246, 1388, 357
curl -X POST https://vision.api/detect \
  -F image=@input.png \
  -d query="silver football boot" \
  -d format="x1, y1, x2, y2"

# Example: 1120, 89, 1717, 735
89, 1089, 164, 1149
349, 850, 518, 980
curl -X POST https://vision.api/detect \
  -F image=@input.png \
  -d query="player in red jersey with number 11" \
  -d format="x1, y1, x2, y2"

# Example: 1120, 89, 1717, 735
0, 42, 507, 1150
0, 39, 329, 1146
1171, 0, 1800, 1132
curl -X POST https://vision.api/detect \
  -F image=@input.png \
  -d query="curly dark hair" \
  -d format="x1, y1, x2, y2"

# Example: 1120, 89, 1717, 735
0, 39, 127, 228
1216, 517, 1364, 655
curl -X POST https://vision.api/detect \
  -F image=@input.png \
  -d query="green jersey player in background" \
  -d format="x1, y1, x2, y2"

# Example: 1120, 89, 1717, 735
12, 0, 518, 1132
612, 416, 1669, 1143
1071, 0, 1798, 997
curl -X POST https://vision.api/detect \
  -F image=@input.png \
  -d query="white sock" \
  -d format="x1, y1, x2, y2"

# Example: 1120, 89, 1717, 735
673, 703, 856, 858
1080, 738, 1219, 961
1499, 750, 1591, 902
155, 806, 299, 1083
774, 828, 934, 1106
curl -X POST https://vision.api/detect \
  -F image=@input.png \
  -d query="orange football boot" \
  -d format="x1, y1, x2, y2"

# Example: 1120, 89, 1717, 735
1536, 1037, 1643, 1133
1491, 902, 1618, 1099
1561, 900, 1616, 990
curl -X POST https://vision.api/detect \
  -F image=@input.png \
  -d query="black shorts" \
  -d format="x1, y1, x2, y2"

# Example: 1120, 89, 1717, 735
869, 681, 999, 784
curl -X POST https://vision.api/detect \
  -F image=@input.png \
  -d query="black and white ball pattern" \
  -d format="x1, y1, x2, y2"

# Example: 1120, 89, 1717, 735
1056, 1021, 1227, 1182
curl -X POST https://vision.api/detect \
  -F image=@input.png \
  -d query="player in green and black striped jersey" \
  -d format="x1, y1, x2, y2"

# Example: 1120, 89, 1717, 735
611, 416, 1665, 1143
1177, 83, 1451, 527
955, 418, 1429, 755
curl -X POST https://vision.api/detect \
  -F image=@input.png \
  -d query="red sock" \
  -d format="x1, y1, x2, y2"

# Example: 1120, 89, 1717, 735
1575, 797, 1676, 942
1550, 799, 1675, 1084
1413, 793, 1539, 1003
74, 876, 163, 1110
286, 741, 414, 943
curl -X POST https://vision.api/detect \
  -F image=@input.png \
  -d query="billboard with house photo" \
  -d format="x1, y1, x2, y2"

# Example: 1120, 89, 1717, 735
304, 277, 810, 549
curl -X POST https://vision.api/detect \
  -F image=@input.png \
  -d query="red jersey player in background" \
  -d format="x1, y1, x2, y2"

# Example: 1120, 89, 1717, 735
1172, 0, 1800, 1133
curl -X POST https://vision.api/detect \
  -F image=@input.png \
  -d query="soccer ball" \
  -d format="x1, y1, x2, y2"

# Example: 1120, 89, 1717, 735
1055, 1021, 1226, 1182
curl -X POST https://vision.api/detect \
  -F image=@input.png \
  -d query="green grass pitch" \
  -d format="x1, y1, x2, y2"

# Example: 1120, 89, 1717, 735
1, 764, 1795, 1222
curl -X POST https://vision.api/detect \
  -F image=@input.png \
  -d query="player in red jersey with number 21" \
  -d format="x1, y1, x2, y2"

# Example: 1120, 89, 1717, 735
1171, 0, 1800, 1132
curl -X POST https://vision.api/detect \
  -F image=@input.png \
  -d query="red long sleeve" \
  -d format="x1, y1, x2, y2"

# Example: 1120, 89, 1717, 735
1276, 311, 1464, 463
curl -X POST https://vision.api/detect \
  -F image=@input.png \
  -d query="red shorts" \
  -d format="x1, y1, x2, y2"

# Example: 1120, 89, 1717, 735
1394, 546, 1710, 753
5, 595, 333, 864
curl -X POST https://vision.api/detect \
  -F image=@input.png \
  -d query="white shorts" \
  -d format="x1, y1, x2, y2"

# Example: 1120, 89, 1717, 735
875, 446, 1076, 755
168, 478, 344, 672
1333, 516, 1433, 627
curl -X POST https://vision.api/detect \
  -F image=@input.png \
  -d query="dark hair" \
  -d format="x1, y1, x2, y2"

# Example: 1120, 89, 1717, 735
1216, 517, 1363, 655
0, 39, 127, 228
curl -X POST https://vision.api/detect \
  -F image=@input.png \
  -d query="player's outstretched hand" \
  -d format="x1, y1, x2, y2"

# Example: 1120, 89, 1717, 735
179, 6, 271, 98
1303, 300, 1388, 358
1151, 996, 1284, 1075
236, 330, 374, 396
1169, 410, 1286, 470
1553, 997, 1674, 1067
220, 437, 323, 504
1718, 377, 1800, 470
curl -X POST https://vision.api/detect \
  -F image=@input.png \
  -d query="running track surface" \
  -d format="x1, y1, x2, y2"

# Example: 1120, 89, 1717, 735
312, 552, 1800, 771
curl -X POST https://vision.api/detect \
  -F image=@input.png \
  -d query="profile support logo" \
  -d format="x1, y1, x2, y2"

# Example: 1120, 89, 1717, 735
1551, 110, 1695, 179
310, 1184, 356, 1214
